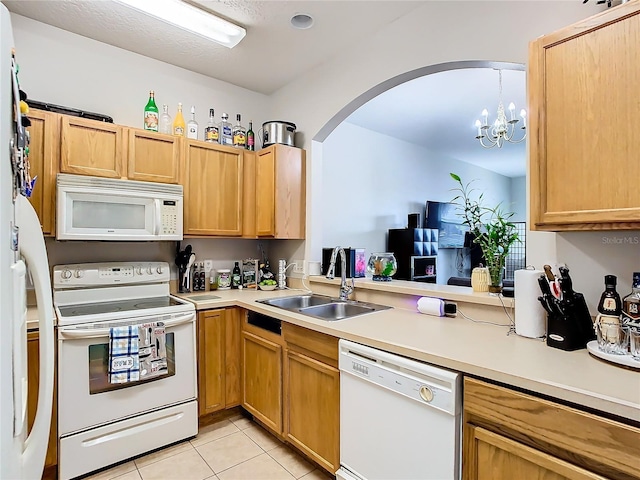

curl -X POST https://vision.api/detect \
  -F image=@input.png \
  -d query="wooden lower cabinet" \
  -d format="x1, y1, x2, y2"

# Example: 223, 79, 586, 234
27, 330, 57, 469
283, 323, 339, 474
241, 326, 283, 435
197, 308, 241, 416
463, 378, 640, 480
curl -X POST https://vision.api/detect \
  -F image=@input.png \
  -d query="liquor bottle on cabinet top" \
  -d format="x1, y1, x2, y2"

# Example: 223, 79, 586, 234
246, 121, 255, 151
187, 106, 198, 140
173, 102, 185, 137
143, 90, 158, 132
158, 104, 172, 134
622, 272, 640, 325
220, 113, 233, 145
232, 114, 246, 148
204, 108, 219, 143
597, 275, 622, 316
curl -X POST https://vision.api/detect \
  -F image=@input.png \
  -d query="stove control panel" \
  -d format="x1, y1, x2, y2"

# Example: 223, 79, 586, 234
53, 262, 171, 288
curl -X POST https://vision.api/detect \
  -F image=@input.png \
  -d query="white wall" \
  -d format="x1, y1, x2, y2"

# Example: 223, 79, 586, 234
510, 176, 527, 223
322, 122, 511, 256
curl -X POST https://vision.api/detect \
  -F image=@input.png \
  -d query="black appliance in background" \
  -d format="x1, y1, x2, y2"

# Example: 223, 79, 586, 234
387, 228, 438, 282
321, 248, 364, 278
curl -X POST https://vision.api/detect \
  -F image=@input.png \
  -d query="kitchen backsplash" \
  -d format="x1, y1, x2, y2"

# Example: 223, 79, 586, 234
44, 237, 268, 280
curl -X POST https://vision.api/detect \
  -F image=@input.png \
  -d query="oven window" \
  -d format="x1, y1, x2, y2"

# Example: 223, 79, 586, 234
88, 333, 175, 394
72, 201, 146, 229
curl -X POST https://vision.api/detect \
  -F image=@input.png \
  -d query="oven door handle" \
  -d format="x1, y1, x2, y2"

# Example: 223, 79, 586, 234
59, 311, 195, 339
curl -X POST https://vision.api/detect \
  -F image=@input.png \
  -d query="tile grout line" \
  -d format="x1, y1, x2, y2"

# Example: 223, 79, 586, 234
190, 428, 266, 477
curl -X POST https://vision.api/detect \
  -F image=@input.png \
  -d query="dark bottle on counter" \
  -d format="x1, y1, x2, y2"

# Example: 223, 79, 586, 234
622, 272, 640, 326
597, 275, 622, 316
199, 262, 206, 291
231, 262, 242, 289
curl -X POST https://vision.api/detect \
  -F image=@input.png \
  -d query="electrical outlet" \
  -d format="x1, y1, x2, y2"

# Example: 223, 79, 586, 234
292, 260, 305, 274
204, 260, 213, 272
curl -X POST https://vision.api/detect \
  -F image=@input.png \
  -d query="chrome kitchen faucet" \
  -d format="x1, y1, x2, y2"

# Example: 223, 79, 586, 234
326, 246, 355, 301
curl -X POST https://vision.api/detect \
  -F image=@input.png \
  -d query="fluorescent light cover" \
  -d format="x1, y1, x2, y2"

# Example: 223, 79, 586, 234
115, 0, 246, 48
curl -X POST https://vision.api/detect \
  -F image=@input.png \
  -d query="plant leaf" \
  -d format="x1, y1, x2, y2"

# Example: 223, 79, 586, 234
450, 173, 461, 182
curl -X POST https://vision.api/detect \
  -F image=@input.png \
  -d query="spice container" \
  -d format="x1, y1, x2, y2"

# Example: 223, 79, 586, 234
217, 269, 231, 290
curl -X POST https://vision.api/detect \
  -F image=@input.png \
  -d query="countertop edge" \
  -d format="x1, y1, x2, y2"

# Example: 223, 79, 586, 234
177, 290, 640, 424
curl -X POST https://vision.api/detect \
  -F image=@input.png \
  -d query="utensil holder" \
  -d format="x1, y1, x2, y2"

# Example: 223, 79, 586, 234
546, 293, 595, 351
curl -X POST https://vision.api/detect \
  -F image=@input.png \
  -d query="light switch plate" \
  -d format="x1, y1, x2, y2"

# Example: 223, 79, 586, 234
204, 260, 213, 272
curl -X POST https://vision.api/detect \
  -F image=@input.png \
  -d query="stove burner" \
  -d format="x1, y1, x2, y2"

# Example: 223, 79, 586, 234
58, 297, 183, 318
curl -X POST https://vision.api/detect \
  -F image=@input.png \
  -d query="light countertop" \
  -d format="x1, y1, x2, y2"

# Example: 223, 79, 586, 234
177, 287, 640, 424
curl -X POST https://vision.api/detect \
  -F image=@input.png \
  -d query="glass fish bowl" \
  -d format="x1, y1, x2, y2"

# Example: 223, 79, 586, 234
367, 253, 397, 281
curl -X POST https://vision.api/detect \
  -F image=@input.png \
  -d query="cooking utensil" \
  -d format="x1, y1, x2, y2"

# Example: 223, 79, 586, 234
544, 264, 562, 300
558, 265, 575, 301
261, 121, 296, 148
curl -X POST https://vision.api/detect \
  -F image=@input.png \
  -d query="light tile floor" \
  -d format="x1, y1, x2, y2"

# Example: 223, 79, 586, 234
84, 414, 334, 480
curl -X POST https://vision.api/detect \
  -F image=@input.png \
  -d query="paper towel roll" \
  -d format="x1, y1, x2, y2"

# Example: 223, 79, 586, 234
417, 297, 445, 317
514, 269, 546, 338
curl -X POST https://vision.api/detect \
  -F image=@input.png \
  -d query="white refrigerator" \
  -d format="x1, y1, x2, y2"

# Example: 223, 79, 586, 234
0, 4, 55, 479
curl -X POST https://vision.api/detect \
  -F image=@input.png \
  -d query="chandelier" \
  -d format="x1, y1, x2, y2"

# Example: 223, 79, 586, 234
474, 70, 526, 148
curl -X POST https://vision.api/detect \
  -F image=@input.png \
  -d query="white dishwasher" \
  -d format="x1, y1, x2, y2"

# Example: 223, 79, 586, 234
337, 340, 461, 480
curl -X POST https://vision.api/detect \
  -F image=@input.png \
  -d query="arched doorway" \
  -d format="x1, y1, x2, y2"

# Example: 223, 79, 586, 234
306, 60, 526, 280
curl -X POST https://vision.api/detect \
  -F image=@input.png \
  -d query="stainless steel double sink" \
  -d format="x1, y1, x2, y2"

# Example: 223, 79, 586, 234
257, 294, 391, 321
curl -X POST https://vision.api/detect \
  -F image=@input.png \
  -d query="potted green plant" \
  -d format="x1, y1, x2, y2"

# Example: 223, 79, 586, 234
449, 173, 519, 293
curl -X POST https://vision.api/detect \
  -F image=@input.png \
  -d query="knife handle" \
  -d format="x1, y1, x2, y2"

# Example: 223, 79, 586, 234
543, 264, 556, 281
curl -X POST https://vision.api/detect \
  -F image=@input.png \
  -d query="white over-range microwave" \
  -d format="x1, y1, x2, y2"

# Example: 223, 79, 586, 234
57, 173, 183, 241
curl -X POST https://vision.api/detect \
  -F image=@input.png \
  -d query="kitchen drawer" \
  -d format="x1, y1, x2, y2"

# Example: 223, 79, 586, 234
463, 378, 640, 479
282, 323, 338, 368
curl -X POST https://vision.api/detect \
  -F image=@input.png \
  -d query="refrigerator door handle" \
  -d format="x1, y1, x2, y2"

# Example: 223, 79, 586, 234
16, 195, 55, 479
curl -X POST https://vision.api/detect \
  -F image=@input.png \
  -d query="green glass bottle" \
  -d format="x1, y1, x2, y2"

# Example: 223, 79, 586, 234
143, 90, 159, 132
246, 121, 255, 151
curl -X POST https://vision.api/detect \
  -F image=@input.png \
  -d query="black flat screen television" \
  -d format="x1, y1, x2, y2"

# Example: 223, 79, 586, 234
425, 201, 468, 249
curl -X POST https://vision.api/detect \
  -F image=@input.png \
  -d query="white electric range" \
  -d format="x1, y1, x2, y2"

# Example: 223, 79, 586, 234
53, 262, 197, 480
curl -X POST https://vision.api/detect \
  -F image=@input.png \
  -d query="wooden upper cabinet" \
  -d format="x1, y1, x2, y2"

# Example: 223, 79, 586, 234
528, 1, 640, 231
27, 110, 59, 234
255, 145, 305, 239
60, 116, 124, 178
242, 150, 257, 238
127, 129, 181, 184
184, 141, 243, 236
255, 147, 276, 236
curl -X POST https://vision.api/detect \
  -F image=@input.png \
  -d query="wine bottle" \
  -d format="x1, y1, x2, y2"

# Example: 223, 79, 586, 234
143, 90, 158, 132
158, 104, 172, 134
246, 121, 255, 151
232, 262, 241, 289
173, 103, 185, 137
187, 106, 198, 140
597, 275, 622, 316
204, 108, 219, 143
232, 114, 246, 148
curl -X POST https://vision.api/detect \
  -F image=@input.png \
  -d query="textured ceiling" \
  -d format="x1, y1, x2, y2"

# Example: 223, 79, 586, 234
4, 0, 423, 94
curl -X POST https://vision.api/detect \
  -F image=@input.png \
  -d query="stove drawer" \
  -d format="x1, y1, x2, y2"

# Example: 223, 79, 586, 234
57, 314, 196, 435
58, 400, 197, 480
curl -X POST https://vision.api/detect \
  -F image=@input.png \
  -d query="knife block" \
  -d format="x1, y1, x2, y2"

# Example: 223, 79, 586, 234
546, 293, 596, 351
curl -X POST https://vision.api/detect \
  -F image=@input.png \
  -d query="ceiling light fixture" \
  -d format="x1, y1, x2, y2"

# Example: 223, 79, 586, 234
290, 13, 314, 30
474, 70, 526, 148
114, 0, 246, 48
